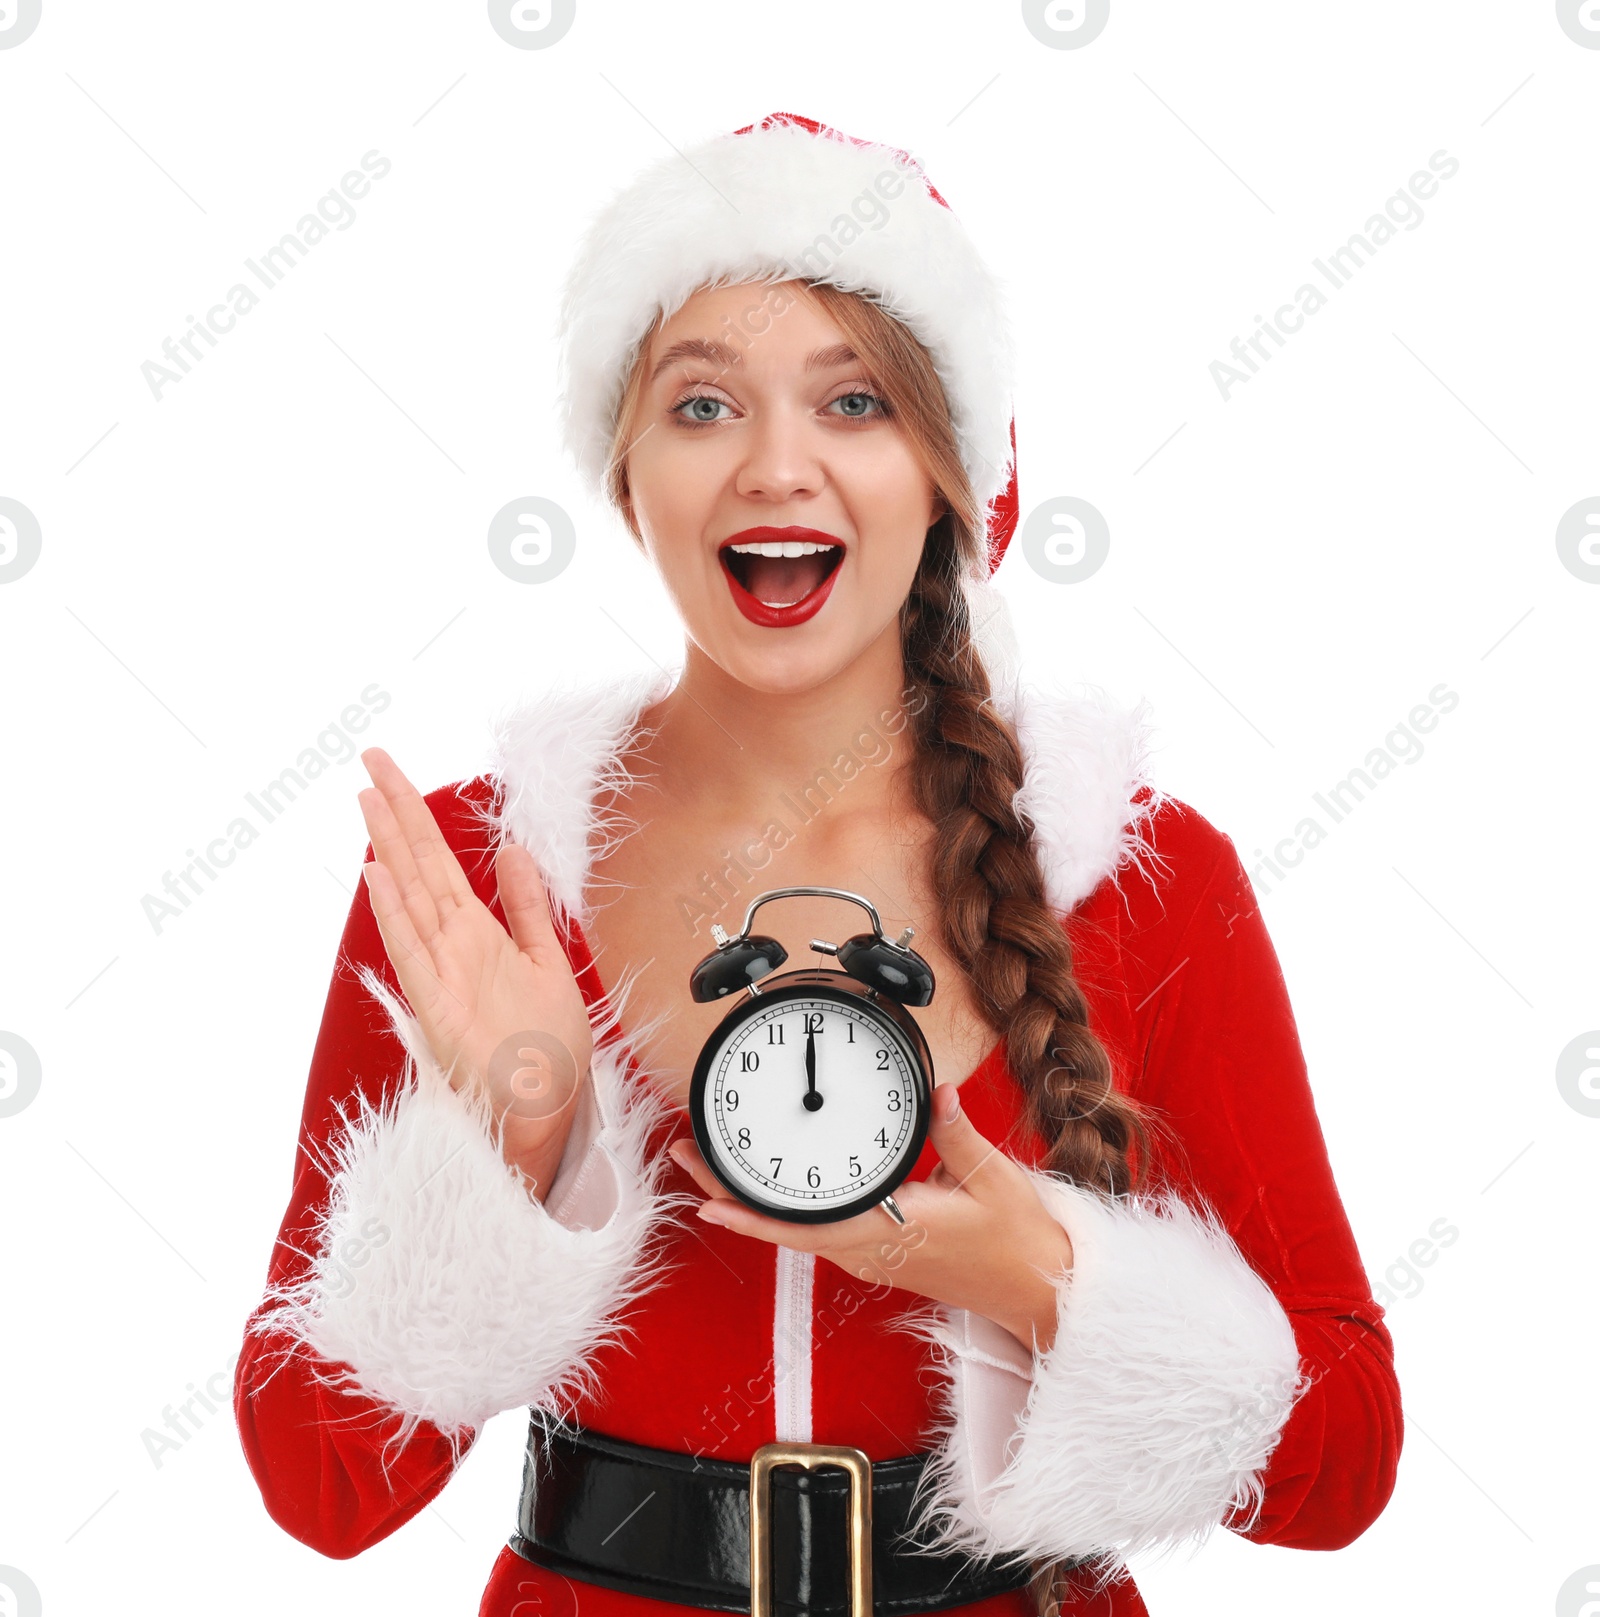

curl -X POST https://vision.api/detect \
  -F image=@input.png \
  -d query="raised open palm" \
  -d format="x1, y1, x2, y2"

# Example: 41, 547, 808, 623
355, 747, 595, 1194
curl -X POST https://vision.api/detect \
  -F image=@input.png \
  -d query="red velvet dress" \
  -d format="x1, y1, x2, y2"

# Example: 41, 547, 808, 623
234, 766, 1401, 1616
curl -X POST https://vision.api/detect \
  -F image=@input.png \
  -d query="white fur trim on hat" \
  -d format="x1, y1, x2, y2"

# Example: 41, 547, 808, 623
556, 118, 1016, 514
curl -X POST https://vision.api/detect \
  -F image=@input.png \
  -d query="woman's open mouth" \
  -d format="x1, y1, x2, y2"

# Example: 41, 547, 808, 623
718, 527, 846, 628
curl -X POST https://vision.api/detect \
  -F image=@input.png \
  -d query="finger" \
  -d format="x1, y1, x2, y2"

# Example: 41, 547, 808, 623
700, 1184, 900, 1257
496, 841, 563, 965
926, 1081, 1009, 1197
871, 1181, 938, 1239
358, 780, 442, 949
364, 857, 477, 1026
663, 1140, 841, 1253
664, 1137, 732, 1201
361, 748, 475, 921
691, 1196, 833, 1253
361, 860, 446, 1020
665, 1122, 908, 1238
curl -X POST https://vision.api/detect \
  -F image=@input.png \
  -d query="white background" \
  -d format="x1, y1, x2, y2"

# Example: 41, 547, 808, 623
1, 1, 1596, 1613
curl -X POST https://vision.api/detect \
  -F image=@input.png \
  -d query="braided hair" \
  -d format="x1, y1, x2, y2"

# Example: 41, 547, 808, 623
896, 522, 1151, 1196
790, 281, 1154, 1200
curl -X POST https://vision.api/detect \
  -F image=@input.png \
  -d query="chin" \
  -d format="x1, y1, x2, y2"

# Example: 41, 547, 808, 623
706, 637, 862, 698
688, 607, 874, 698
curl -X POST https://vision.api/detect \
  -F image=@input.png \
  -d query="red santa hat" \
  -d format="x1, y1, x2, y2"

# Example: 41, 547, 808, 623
555, 111, 1021, 581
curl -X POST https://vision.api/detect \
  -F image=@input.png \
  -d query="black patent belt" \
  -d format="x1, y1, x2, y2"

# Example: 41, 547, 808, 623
510, 1410, 1047, 1617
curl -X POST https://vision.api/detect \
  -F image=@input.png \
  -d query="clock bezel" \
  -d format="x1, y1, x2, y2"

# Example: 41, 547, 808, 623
687, 967, 935, 1225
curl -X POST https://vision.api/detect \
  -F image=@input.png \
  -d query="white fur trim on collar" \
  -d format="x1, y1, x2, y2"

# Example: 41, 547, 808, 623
486, 665, 1165, 934
486, 663, 678, 932
1010, 680, 1167, 914
556, 118, 1015, 514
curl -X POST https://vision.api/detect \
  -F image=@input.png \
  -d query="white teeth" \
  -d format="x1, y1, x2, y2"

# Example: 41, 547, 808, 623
726, 540, 841, 558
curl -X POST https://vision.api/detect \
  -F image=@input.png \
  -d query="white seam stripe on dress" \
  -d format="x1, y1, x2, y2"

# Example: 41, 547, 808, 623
772, 1246, 814, 1442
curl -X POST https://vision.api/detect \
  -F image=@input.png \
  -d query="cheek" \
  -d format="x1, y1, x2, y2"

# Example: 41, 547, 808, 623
629, 440, 715, 546
842, 446, 938, 539
851, 491, 936, 590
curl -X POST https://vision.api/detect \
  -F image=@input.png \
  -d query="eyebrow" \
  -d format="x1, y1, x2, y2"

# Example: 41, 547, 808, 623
804, 343, 860, 373
648, 339, 863, 384
649, 338, 738, 382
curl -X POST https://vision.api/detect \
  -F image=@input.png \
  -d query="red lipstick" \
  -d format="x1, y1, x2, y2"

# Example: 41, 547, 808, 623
718, 526, 846, 629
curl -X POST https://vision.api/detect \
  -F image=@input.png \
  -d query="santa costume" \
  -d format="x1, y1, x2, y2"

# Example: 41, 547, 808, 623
233, 114, 1403, 1616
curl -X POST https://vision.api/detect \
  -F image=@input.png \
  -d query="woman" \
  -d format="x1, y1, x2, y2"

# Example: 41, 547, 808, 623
233, 114, 1402, 1616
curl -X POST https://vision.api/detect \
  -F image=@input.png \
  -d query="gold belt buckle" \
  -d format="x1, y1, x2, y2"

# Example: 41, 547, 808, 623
749, 1441, 873, 1617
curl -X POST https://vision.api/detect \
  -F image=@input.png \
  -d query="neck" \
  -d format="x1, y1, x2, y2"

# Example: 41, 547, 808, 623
636, 627, 926, 831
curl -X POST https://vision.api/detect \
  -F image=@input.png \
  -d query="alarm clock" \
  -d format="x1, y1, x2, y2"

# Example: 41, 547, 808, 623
687, 887, 938, 1226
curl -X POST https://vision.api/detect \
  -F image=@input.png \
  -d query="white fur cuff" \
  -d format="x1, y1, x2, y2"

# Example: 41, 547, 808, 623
253, 975, 690, 1444
902, 1172, 1310, 1581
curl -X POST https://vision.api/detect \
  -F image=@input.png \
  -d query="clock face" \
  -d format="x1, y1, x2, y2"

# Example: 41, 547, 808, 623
694, 994, 926, 1219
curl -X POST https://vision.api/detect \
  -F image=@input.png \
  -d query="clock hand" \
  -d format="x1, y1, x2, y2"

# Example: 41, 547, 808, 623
803, 1025, 822, 1112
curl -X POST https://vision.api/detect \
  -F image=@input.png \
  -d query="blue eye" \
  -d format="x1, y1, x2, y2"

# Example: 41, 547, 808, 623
829, 391, 886, 419
674, 394, 730, 424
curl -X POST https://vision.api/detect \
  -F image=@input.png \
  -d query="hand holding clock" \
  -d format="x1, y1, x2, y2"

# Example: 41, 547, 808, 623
668, 1082, 1076, 1356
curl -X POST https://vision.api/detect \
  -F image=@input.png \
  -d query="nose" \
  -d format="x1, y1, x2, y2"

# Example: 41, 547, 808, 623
734, 404, 824, 504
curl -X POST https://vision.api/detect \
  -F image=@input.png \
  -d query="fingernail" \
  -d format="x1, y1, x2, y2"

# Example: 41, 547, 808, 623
696, 1202, 725, 1223
943, 1086, 961, 1122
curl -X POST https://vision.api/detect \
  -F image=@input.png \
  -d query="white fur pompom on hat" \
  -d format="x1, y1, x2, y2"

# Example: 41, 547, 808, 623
555, 111, 1022, 576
